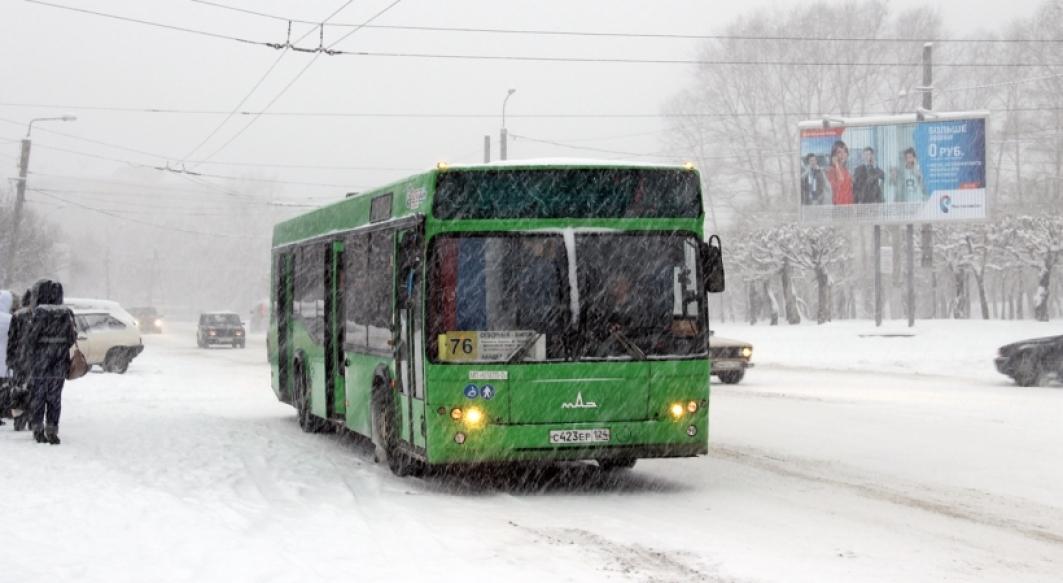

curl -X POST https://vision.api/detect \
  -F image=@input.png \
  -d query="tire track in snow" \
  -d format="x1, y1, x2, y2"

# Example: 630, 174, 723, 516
508, 520, 751, 583
711, 443, 1063, 547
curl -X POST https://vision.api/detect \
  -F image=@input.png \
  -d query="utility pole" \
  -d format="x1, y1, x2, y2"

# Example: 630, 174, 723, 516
907, 43, 933, 328
483, 135, 491, 163
147, 248, 158, 306
2, 138, 32, 288
500, 88, 516, 161
104, 245, 111, 299
2, 115, 76, 288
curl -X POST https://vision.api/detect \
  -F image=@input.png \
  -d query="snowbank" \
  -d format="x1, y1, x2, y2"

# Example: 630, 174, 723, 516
714, 319, 1061, 381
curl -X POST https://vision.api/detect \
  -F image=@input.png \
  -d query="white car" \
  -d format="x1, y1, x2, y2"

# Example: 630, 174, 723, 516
708, 331, 754, 384
73, 309, 144, 373
65, 298, 137, 327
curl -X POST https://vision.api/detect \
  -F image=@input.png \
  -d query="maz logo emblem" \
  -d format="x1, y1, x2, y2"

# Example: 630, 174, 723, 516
561, 392, 598, 409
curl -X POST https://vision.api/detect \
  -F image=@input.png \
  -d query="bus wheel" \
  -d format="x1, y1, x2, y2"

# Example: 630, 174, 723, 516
372, 381, 417, 477
597, 457, 637, 471
295, 364, 327, 433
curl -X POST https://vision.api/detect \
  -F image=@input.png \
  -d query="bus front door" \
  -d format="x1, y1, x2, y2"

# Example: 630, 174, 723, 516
396, 227, 427, 451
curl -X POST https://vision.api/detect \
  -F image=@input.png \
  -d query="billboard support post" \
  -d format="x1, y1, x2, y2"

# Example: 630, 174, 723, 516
874, 225, 882, 327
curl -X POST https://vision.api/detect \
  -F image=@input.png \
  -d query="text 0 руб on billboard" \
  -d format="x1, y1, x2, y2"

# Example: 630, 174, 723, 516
797, 111, 988, 226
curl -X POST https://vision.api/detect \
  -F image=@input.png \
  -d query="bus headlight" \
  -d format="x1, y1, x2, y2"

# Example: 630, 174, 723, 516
741, 347, 753, 358
464, 407, 484, 427
670, 403, 684, 419
450, 407, 463, 420
686, 400, 698, 413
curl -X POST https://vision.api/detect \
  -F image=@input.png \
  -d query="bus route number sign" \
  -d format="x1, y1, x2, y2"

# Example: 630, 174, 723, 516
439, 332, 479, 361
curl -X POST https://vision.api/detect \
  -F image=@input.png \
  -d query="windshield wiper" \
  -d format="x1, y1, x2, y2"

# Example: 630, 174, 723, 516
506, 332, 543, 363
609, 328, 646, 360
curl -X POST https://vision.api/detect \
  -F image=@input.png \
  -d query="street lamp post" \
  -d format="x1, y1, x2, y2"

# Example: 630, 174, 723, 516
2, 115, 77, 287
500, 88, 516, 161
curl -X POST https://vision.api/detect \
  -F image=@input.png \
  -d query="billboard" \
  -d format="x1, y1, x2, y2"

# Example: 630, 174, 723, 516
797, 112, 988, 225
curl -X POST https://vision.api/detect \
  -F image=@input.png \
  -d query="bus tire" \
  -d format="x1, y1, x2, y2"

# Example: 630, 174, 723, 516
295, 362, 328, 433
372, 380, 415, 477
598, 457, 637, 471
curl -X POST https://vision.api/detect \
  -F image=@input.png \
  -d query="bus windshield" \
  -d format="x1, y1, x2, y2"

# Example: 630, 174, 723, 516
433, 168, 702, 219
427, 232, 705, 363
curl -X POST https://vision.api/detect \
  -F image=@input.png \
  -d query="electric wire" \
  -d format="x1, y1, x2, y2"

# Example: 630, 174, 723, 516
5, 102, 1063, 119
22, 2, 1063, 66
179, 0, 357, 164
30, 188, 250, 239
190, 1, 1063, 44
192, 0, 404, 167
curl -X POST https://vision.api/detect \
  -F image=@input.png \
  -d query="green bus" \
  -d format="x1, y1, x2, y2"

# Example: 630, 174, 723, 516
268, 161, 725, 476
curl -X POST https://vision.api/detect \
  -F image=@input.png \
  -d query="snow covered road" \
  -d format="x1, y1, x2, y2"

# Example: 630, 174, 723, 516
2, 326, 1062, 582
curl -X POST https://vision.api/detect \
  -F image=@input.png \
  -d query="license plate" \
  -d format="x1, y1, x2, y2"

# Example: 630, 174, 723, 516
713, 360, 740, 370
549, 428, 611, 444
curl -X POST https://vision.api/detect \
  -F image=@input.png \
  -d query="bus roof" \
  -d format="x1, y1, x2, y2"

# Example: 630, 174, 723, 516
272, 158, 701, 248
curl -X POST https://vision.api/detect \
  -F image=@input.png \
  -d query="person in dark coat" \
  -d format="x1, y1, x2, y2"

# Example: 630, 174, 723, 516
853, 147, 885, 204
5, 288, 34, 431
25, 279, 77, 444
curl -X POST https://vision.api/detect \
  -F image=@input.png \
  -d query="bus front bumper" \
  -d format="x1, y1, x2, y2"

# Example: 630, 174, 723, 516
426, 418, 708, 464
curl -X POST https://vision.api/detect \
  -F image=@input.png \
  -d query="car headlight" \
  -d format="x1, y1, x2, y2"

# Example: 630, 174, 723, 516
208, 330, 216, 336
153, 319, 162, 327
741, 347, 753, 358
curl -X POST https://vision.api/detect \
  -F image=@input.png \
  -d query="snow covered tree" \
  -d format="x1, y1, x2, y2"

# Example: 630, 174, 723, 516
775, 225, 851, 324
998, 215, 1063, 322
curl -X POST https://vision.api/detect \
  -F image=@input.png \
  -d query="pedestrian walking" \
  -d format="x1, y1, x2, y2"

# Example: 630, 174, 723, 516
5, 288, 34, 430
25, 279, 77, 445
0, 290, 14, 425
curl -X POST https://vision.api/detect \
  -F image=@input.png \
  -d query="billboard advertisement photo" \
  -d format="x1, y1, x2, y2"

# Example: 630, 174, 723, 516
797, 112, 988, 225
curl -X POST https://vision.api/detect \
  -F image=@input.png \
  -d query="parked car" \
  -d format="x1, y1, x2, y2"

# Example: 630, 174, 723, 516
709, 331, 754, 384
128, 306, 164, 334
65, 297, 137, 327
995, 334, 1063, 387
73, 309, 144, 373
197, 312, 246, 349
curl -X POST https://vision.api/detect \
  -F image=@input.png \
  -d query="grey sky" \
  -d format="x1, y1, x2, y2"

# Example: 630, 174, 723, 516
1, 0, 1045, 200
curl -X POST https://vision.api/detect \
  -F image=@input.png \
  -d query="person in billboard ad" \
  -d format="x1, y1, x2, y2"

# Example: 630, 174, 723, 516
797, 114, 987, 225
801, 153, 829, 205
853, 147, 885, 204
892, 147, 926, 202
827, 140, 853, 205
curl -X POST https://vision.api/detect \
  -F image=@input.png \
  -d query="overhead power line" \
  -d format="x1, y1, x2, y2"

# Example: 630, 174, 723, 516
190, 0, 404, 166
191, 0, 1063, 44
7, 102, 1063, 119
22, 2, 1063, 66
25, 0, 266, 46
179, 0, 357, 164
30, 188, 250, 239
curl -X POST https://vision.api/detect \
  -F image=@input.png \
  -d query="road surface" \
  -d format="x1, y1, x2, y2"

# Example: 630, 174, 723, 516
2, 326, 1061, 582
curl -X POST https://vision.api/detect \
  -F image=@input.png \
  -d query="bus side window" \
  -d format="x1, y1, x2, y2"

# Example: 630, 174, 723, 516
366, 230, 394, 353
343, 233, 370, 351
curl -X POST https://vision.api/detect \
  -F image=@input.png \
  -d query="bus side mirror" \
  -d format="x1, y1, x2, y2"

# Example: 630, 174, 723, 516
700, 235, 725, 294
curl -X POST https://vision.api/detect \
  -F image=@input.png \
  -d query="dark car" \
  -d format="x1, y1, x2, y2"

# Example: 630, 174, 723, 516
994, 334, 1063, 386
197, 312, 246, 349
128, 306, 163, 334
